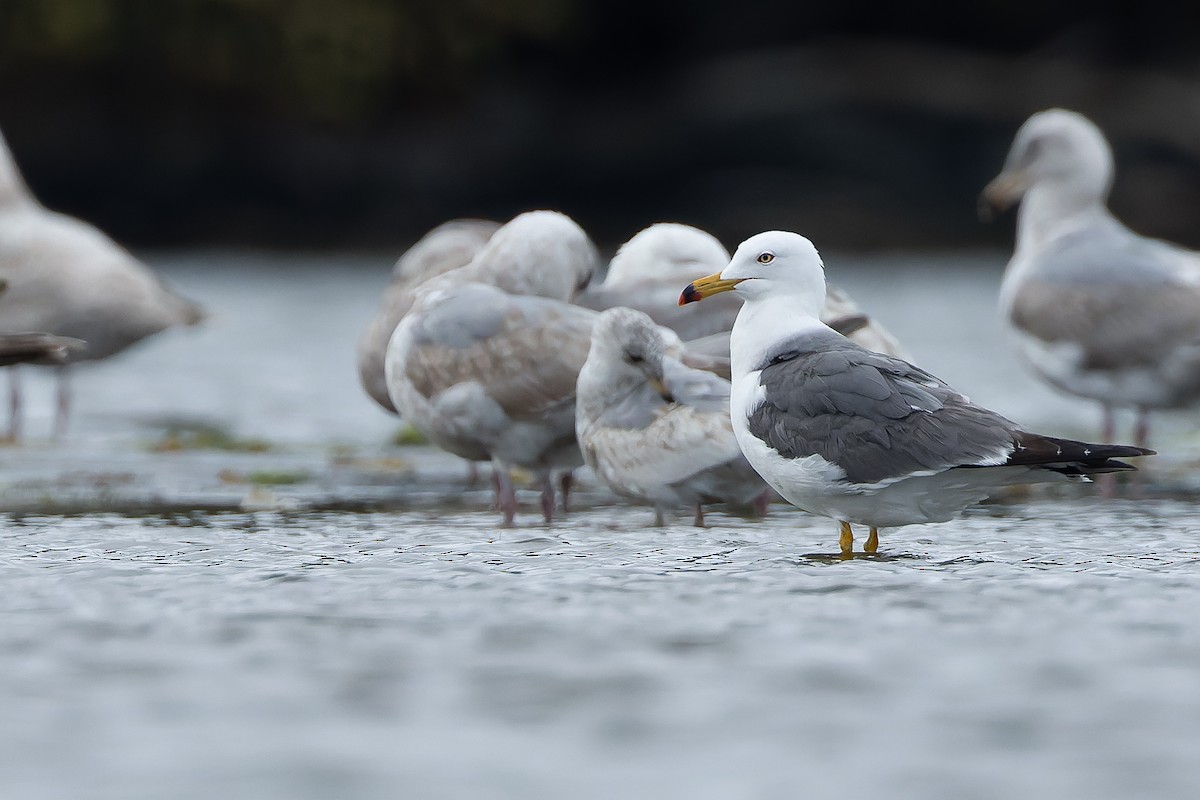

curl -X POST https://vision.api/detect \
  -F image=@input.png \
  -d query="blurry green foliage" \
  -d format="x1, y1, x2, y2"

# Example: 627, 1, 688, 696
150, 422, 272, 453
0, 0, 584, 121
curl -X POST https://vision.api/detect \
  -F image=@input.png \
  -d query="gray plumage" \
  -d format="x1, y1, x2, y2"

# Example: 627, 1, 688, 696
748, 330, 1027, 484
1005, 225, 1200, 384
575, 307, 769, 526
356, 218, 500, 413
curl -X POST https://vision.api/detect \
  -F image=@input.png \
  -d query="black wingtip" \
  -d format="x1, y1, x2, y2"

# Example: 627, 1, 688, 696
1008, 433, 1156, 473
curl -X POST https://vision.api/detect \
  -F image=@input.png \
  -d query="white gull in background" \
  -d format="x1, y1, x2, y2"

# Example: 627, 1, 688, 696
385, 210, 600, 526
982, 108, 1200, 449
577, 221, 911, 359
0, 127, 205, 440
680, 231, 1152, 555
356, 218, 500, 414
575, 306, 771, 527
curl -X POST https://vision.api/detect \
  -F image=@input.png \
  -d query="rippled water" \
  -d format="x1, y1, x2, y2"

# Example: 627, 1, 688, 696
2, 251, 1199, 799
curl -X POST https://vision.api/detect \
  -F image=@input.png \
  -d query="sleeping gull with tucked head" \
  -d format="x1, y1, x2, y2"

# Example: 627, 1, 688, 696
575, 306, 771, 527
982, 108, 1200, 449
385, 210, 600, 526
680, 230, 1153, 555
357, 218, 500, 414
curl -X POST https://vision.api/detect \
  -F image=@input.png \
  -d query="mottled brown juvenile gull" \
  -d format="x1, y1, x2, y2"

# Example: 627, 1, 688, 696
356, 218, 500, 414
0, 127, 205, 439
575, 307, 771, 527
577, 222, 910, 358
385, 210, 600, 526
680, 230, 1153, 556
982, 108, 1200, 449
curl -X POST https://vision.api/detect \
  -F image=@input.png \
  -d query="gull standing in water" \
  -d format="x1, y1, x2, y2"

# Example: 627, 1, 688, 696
575, 306, 771, 527
982, 108, 1200, 448
680, 231, 1152, 556
0, 127, 204, 440
385, 210, 600, 526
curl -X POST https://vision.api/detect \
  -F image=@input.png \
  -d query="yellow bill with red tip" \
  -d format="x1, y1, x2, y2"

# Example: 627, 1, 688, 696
679, 273, 744, 305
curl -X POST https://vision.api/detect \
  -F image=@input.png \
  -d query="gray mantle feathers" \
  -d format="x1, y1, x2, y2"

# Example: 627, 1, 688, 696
745, 330, 1149, 485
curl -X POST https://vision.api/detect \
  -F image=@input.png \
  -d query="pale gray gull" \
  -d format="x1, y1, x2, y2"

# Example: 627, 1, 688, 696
982, 108, 1200, 448
680, 230, 1153, 555
357, 218, 500, 414
577, 221, 911, 358
575, 306, 771, 526
385, 210, 600, 526
0, 127, 205, 439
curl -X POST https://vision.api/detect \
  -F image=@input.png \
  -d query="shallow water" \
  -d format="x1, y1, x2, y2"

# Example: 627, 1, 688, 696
2, 250, 1199, 799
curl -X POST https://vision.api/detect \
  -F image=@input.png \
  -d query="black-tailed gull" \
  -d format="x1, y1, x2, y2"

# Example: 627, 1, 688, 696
357, 218, 500, 414
982, 108, 1200, 448
680, 230, 1153, 555
385, 210, 600, 526
0, 127, 205, 439
575, 306, 771, 526
577, 221, 911, 358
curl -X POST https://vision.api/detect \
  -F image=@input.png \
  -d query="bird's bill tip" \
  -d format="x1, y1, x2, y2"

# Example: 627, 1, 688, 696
978, 172, 1025, 221
648, 376, 672, 401
679, 273, 743, 305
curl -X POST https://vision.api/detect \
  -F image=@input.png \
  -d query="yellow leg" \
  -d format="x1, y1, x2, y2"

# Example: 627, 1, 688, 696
838, 521, 853, 555
864, 527, 879, 554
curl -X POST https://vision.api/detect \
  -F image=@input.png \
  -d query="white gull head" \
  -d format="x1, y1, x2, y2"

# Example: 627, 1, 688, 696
984, 108, 1114, 216
722, 231, 827, 318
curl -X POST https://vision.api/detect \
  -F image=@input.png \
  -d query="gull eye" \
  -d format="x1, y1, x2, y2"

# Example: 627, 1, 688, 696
628, 353, 644, 364
756, 252, 775, 264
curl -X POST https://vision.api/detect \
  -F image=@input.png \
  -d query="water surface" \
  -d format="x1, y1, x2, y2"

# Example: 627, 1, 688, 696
1, 250, 1198, 799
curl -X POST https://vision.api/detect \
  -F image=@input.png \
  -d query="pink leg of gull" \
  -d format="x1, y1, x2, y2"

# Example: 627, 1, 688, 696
539, 473, 555, 523
495, 466, 517, 527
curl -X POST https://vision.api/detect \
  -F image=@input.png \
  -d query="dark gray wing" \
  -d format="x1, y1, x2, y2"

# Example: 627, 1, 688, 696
746, 334, 1017, 483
